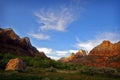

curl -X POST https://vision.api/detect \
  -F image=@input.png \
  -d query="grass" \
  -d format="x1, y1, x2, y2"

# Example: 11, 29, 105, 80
0, 68, 120, 80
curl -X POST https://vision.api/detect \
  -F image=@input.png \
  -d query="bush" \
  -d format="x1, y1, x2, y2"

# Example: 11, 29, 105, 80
21, 56, 32, 66
79, 66, 120, 77
45, 67, 57, 72
3, 53, 16, 59
80, 66, 98, 75
0, 53, 16, 69
25, 67, 34, 73
97, 67, 117, 75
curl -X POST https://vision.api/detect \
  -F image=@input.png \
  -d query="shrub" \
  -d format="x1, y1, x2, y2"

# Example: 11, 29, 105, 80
21, 56, 32, 66
97, 67, 117, 75
4, 53, 16, 59
0, 53, 16, 69
45, 67, 57, 72
25, 67, 34, 73
80, 66, 98, 75
79, 66, 120, 77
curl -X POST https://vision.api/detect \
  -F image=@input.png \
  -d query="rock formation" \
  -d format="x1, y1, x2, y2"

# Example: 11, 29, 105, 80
82, 40, 120, 68
89, 40, 119, 56
0, 28, 47, 57
58, 49, 88, 63
5, 58, 26, 71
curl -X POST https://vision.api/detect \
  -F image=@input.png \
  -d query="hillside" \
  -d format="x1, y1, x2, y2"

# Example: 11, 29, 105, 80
0, 28, 47, 58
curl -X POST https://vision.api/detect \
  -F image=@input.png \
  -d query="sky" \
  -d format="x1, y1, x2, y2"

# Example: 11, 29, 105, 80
0, 0, 120, 59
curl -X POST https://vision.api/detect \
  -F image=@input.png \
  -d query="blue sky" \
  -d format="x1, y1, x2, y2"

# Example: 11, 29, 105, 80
0, 0, 120, 59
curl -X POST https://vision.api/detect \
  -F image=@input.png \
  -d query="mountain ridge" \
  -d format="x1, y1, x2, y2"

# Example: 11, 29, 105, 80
0, 28, 47, 58
59, 40, 120, 68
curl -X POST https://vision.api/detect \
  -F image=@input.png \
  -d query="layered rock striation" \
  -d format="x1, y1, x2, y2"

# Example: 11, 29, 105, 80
83, 40, 120, 68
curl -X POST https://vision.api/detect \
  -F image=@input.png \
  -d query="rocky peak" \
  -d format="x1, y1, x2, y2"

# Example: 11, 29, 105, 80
20, 37, 31, 47
76, 49, 87, 56
89, 40, 118, 56
70, 53, 75, 57
100, 40, 112, 47
83, 40, 120, 68
58, 49, 88, 63
66, 53, 75, 60
0, 28, 47, 58
5, 28, 19, 40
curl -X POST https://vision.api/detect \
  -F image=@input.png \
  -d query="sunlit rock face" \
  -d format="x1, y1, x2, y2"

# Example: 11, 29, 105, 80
0, 28, 47, 58
5, 58, 26, 71
59, 40, 120, 68
83, 40, 120, 68
89, 40, 119, 56
58, 49, 88, 63
76, 50, 88, 56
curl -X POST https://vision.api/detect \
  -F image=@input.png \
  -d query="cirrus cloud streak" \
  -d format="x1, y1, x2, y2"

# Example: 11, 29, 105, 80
28, 33, 50, 40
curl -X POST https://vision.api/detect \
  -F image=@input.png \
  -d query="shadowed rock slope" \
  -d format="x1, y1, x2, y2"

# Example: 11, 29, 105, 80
0, 28, 47, 58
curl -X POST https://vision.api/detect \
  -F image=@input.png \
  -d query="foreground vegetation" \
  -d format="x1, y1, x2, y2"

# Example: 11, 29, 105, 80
0, 53, 120, 80
0, 68, 120, 80
0, 53, 81, 70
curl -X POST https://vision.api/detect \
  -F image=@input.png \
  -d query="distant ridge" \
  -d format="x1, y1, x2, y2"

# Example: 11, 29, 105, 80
59, 40, 120, 68
58, 49, 88, 63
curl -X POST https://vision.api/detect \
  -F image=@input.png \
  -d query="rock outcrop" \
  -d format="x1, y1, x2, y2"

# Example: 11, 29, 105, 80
82, 40, 120, 68
0, 28, 47, 57
5, 58, 26, 71
89, 40, 119, 56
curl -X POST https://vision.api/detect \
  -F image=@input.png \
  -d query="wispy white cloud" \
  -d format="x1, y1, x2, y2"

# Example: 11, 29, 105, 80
35, 2, 82, 32
55, 50, 68, 56
75, 32, 120, 52
55, 50, 68, 54
29, 1, 83, 40
47, 55, 60, 60
37, 47, 52, 54
28, 33, 50, 40
37, 47, 78, 60
35, 8, 73, 31
55, 50, 78, 57
68, 50, 78, 53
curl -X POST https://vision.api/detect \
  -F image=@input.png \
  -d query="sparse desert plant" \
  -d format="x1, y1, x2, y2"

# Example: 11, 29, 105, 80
0, 53, 16, 69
